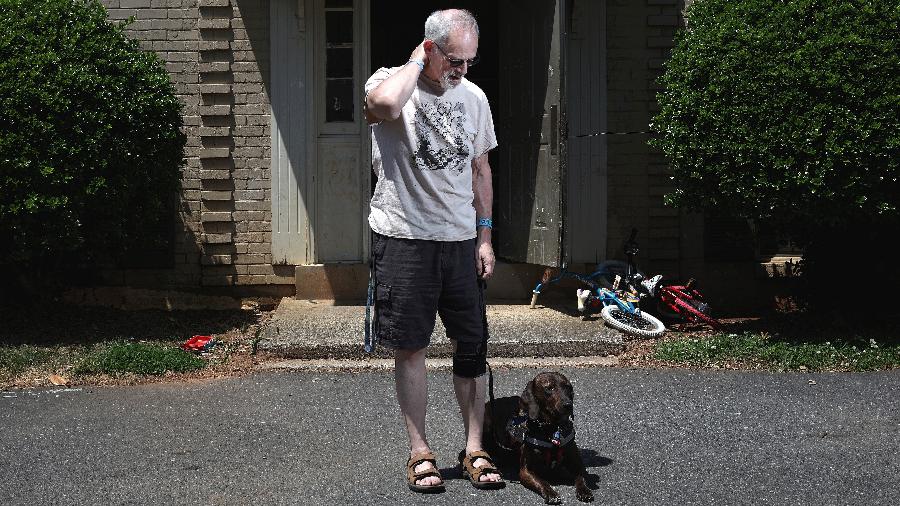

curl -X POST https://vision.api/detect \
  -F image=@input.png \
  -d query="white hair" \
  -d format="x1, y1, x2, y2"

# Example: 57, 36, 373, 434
424, 9, 479, 46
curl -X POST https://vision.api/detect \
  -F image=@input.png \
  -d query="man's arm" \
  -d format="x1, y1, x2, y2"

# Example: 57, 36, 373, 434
472, 152, 495, 279
365, 42, 427, 124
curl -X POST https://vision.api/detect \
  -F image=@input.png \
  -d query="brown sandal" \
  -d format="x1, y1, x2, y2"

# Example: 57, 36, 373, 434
459, 450, 506, 490
406, 451, 445, 493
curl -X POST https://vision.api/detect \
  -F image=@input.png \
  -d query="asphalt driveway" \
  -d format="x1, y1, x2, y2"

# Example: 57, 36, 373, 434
2, 367, 898, 505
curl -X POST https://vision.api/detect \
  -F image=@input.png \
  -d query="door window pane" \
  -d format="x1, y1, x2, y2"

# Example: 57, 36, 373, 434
325, 6, 354, 123
326, 11, 353, 45
326, 48, 353, 77
326, 78, 354, 122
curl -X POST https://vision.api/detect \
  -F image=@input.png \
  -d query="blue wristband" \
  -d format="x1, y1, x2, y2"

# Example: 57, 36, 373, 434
407, 59, 424, 71
477, 217, 493, 229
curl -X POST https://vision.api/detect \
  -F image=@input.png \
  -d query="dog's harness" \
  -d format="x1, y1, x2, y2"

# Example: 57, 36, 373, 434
506, 415, 576, 468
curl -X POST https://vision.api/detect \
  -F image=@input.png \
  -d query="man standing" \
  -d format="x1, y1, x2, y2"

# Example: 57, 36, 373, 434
364, 9, 504, 494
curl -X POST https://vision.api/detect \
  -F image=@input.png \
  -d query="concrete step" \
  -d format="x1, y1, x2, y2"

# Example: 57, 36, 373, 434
259, 356, 620, 373
293, 261, 567, 301
258, 297, 625, 360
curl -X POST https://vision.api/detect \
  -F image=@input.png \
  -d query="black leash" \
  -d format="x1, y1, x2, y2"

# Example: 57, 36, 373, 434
364, 232, 377, 353
487, 362, 517, 452
481, 276, 515, 452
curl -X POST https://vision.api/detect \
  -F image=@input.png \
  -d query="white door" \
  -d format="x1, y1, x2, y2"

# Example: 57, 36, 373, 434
271, 0, 370, 265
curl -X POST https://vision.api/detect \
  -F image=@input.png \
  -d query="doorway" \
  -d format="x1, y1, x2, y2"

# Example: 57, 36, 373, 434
368, 1, 500, 191
271, 1, 602, 269
369, 2, 499, 115
369, 1, 567, 267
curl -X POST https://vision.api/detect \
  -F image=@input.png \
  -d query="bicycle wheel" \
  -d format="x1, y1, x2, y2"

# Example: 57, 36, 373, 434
600, 305, 666, 338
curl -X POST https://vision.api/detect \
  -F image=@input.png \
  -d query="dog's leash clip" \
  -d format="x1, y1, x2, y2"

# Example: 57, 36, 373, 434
506, 415, 529, 446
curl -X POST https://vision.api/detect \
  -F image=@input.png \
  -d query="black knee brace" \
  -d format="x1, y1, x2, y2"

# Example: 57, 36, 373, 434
453, 339, 487, 378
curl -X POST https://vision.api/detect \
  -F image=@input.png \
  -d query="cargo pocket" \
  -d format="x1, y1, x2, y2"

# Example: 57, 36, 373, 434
478, 278, 490, 341
372, 233, 388, 261
375, 282, 393, 340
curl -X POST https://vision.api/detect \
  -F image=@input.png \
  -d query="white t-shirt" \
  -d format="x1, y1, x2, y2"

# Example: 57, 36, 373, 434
365, 66, 497, 241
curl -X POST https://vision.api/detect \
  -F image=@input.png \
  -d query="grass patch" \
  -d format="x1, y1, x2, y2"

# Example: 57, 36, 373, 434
0, 345, 55, 377
2, 342, 205, 382
654, 332, 900, 371
74, 342, 206, 376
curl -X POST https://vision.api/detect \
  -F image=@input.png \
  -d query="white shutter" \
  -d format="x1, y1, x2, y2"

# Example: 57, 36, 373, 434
270, 0, 313, 264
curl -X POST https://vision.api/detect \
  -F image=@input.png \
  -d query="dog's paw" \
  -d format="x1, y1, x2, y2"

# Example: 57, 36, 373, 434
543, 490, 562, 505
577, 489, 595, 502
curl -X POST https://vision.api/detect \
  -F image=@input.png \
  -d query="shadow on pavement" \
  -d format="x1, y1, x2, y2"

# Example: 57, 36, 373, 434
0, 303, 264, 345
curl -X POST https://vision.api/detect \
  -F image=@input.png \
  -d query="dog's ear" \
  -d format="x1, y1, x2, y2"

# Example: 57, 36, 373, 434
520, 379, 540, 419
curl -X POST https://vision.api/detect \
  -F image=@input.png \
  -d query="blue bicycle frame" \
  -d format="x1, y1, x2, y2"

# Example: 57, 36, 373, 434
530, 265, 643, 316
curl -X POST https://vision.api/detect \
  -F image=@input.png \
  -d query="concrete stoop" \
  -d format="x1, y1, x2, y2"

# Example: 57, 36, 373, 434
258, 297, 625, 360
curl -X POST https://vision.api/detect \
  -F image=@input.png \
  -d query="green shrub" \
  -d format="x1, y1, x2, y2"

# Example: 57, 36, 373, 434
651, 0, 899, 311
0, 0, 185, 274
652, 0, 898, 227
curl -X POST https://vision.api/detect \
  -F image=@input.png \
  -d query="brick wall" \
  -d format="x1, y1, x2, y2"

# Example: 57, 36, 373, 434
93, 0, 698, 300
605, 0, 692, 277
99, 0, 292, 296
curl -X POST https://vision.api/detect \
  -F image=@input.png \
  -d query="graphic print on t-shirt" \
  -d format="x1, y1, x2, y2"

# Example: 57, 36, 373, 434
412, 100, 471, 175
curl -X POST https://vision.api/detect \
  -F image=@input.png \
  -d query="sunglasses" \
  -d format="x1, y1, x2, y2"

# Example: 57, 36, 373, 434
432, 41, 480, 68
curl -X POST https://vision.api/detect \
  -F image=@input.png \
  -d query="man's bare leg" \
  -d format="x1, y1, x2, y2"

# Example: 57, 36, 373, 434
395, 347, 441, 487
453, 371, 502, 483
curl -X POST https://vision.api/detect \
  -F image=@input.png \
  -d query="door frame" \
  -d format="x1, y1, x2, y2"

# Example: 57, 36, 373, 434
270, 0, 371, 265
306, 0, 371, 263
494, 0, 569, 267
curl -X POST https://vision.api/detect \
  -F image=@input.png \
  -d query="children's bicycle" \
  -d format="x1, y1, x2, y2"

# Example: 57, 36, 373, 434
530, 261, 666, 338
595, 229, 722, 329
648, 278, 722, 329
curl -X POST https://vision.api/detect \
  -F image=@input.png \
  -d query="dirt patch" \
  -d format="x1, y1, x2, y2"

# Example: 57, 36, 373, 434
0, 301, 281, 389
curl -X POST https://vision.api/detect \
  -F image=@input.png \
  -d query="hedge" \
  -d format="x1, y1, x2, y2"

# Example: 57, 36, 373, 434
0, 0, 186, 273
651, 0, 898, 235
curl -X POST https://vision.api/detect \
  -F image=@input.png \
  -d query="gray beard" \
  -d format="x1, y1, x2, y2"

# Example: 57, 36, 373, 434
440, 70, 462, 90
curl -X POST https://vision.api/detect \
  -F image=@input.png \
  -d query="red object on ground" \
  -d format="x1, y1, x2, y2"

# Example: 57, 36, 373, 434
182, 335, 214, 351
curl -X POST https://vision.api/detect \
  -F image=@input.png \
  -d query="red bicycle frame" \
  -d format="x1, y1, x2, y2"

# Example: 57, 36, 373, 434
656, 280, 722, 329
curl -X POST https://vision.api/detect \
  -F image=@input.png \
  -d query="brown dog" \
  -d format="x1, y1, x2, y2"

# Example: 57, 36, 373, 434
486, 371, 594, 504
